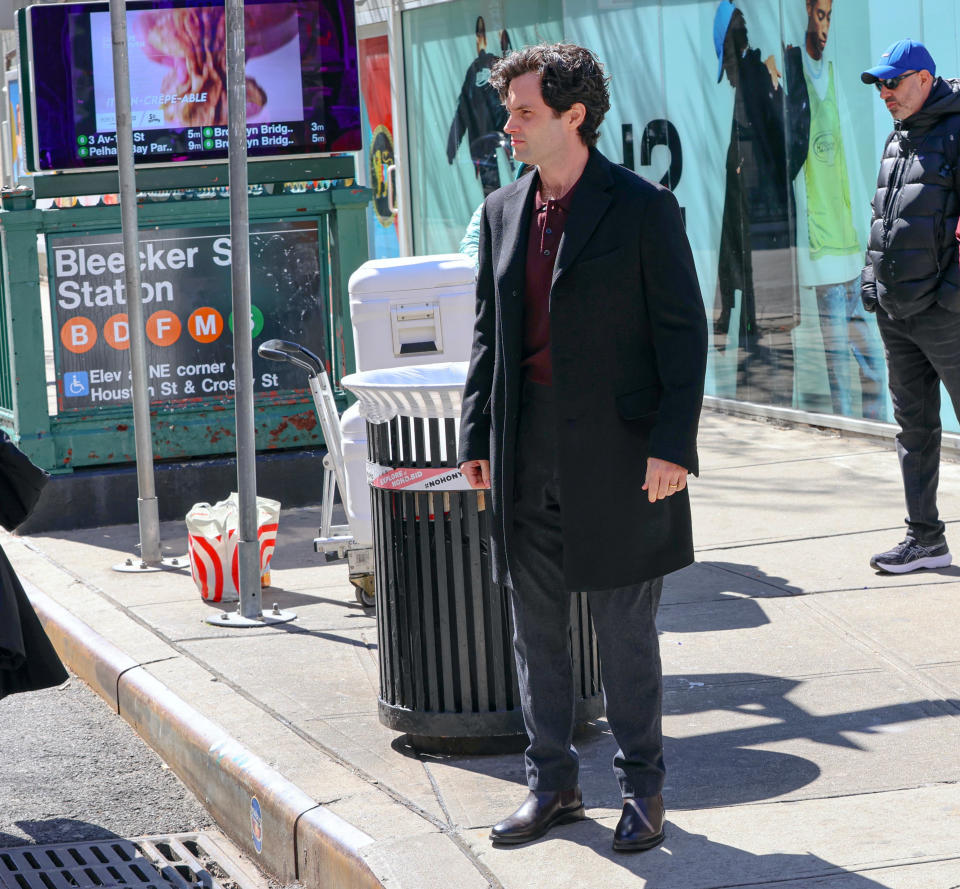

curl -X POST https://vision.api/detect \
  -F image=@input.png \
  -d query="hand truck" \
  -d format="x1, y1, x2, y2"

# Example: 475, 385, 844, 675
257, 339, 375, 608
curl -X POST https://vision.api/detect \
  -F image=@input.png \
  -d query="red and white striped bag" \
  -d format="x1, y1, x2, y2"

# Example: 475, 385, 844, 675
186, 493, 280, 602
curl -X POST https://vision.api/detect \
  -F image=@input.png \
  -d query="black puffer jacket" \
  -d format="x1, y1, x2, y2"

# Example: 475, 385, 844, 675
862, 77, 960, 319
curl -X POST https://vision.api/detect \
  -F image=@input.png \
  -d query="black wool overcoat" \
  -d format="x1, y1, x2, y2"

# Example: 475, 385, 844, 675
458, 148, 708, 592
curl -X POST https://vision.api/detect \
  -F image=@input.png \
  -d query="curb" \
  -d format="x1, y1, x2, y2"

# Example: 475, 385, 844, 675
25, 581, 385, 889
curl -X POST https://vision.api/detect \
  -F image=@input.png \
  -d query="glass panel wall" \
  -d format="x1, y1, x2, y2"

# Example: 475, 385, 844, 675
403, 0, 563, 253
402, 0, 960, 430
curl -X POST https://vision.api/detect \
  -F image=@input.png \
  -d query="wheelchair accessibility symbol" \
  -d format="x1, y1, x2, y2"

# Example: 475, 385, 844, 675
64, 371, 89, 397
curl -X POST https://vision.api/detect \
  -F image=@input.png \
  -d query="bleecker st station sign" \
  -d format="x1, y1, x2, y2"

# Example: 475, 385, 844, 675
50, 221, 325, 411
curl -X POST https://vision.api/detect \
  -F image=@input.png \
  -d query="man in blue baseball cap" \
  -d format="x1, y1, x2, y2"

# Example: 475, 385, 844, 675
859, 39, 960, 574
861, 38, 937, 119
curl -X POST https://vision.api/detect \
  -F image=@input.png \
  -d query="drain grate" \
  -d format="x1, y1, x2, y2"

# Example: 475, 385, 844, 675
0, 832, 265, 889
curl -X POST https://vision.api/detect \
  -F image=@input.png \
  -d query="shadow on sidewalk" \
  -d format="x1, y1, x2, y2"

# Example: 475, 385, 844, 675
422, 672, 959, 811
659, 672, 959, 809
658, 560, 802, 632
523, 821, 895, 886
22, 506, 338, 575
661, 557, 960, 633
683, 560, 804, 595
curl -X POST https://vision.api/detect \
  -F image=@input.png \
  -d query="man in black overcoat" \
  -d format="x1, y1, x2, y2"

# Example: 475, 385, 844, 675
458, 43, 708, 850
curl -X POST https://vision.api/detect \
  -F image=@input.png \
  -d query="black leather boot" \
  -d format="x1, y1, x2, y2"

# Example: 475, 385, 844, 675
489, 788, 585, 845
613, 793, 665, 852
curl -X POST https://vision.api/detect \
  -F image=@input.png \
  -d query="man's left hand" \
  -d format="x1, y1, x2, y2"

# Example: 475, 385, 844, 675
642, 457, 688, 503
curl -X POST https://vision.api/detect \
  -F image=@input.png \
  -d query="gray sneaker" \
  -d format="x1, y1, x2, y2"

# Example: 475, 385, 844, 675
870, 540, 952, 574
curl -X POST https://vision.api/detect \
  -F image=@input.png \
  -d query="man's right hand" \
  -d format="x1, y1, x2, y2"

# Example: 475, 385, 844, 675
459, 459, 491, 489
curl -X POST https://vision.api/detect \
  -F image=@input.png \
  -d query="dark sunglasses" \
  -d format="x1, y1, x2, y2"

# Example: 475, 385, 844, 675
874, 71, 917, 91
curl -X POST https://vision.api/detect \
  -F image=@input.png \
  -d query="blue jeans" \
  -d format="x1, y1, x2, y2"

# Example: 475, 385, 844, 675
815, 277, 887, 420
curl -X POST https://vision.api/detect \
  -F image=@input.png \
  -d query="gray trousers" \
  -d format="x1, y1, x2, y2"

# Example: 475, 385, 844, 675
876, 302, 960, 546
508, 380, 665, 798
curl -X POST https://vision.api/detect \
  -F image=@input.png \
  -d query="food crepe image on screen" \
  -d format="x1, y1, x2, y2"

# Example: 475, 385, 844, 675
22, 0, 360, 171
89, 6, 305, 129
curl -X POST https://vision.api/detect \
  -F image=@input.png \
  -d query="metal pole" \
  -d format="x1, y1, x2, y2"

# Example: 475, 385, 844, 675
109, 0, 161, 566
225, 0, 261, 619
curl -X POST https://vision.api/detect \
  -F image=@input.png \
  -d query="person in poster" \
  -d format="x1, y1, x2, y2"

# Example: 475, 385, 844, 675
713, 0, 800, 406
860, 40, 960, 574
783, 0, 885, 420
458, 43, 707, 849
446, 15, 512, 195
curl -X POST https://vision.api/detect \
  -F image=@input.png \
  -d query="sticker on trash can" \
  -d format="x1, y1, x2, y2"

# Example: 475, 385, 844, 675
251, 796, 263, 854
367, 462, 473, 491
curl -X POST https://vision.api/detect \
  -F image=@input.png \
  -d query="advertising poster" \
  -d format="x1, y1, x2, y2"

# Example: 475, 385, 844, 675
27, 0, 361, 170
89, 6, 305, 133
6, 76, 25, 186
49, 221, 325, 413
403, 0, 960, 431
358, 34, 400, 259
403, 0, 562, 253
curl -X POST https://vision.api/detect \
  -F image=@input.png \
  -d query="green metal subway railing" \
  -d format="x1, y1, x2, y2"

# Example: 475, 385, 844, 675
0, 247, 12, 412
0, 174, 371, 472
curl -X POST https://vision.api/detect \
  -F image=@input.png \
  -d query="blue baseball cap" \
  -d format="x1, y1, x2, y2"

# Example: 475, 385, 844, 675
713, 1, 737, 84
861, 39, 936, 84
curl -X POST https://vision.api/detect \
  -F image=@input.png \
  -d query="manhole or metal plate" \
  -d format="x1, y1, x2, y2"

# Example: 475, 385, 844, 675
0, 832, 265, 889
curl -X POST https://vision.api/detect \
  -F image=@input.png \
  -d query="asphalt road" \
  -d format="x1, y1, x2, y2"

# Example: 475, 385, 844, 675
0, 673, 213, 848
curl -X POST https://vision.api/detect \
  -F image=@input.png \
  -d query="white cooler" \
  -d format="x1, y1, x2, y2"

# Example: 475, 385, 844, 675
343, 254, 477, 553
348, 254, 476, 372
339, 401, 372, 547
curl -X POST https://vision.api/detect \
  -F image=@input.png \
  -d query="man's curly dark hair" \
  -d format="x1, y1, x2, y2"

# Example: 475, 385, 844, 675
489, 43, 611, 148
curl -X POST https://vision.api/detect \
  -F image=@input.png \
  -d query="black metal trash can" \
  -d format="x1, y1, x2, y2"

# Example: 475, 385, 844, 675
366, 411, 603, 750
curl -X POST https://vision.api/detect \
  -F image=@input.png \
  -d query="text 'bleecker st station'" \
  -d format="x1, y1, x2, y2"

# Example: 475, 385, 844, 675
54, 239, 230, 308
55, 237, 238, 357
50, 223, 325, 412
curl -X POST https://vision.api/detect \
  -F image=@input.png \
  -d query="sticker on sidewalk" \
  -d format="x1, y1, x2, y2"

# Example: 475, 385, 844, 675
251, 796, 263, 854
367, 462, 473, 491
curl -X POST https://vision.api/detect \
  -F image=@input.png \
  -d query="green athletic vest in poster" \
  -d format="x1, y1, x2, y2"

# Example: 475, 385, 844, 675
804, 63, 860, 260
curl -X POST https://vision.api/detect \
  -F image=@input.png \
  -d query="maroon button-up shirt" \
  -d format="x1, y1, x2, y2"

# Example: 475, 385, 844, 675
521, 179, 578, 386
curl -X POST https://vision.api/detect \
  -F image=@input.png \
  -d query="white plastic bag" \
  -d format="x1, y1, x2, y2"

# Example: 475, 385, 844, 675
186, 493, 280, 602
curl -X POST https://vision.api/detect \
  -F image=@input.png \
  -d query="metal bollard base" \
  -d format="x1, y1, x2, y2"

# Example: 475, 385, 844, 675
112, 554, 191, 573
204, 606, 296, 628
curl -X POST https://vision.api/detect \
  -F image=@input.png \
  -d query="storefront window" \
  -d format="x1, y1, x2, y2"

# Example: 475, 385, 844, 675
401, 0, 960, 430
403, 0, 562, 255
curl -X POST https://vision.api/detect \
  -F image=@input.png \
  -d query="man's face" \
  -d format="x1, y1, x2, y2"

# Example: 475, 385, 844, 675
502, 71, 579, 165
805, 0, 832, 60
879, 69, 932, 121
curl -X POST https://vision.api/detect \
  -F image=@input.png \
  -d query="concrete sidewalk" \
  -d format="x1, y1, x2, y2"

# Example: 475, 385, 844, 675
5, 411, 960, 889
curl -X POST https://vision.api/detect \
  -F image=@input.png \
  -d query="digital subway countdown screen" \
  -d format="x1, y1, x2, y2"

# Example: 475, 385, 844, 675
22, 0, 360, 172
